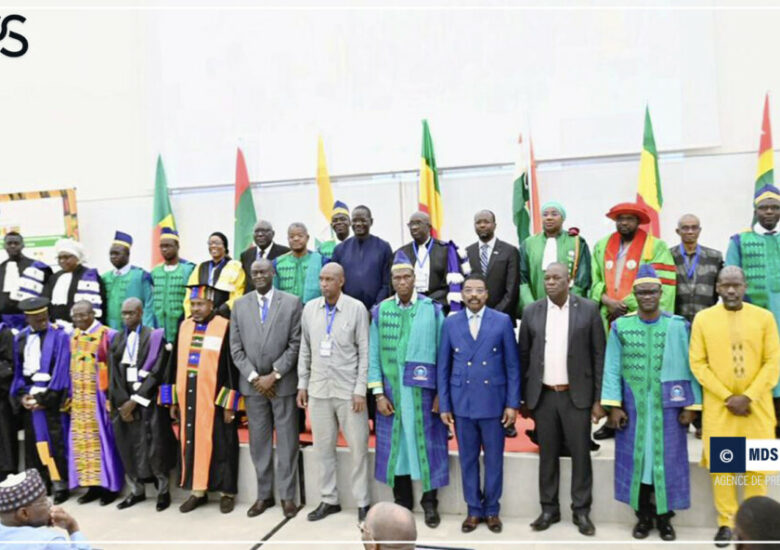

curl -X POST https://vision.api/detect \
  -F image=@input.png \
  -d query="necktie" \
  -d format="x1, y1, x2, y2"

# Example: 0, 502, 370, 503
260, 296, 268, 324
480, 244, 489, 274
469, 314, 479, 339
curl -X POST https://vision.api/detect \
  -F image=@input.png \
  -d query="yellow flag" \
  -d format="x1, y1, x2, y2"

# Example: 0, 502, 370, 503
317, 136, 334, 222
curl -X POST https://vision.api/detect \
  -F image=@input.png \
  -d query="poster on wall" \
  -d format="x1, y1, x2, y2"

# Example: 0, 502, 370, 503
0, 188, 79, 266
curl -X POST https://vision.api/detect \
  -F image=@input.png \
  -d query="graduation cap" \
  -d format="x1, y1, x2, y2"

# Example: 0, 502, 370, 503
391, 250, 414, 272
0, 469, 46, 513
332, 200, 350, 217
605, 202, 651, 225
754, 184, 780, 206
633, 264, 661, 287
187, 283, 216, 302
159, 227, 180, 242
18, 296, 49, 315
112, 231, 133, 248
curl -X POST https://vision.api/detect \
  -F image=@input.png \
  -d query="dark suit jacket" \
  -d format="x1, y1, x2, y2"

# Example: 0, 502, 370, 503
240, 243, 291, 293
396, 239, 450, 307
466, 239, 520, 320
518, 294, 605, 410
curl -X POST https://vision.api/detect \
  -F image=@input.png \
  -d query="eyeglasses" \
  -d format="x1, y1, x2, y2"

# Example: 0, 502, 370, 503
462, 288, 487, 295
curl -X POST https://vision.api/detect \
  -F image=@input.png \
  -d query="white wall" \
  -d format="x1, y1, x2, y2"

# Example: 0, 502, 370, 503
0, 5, 778, 271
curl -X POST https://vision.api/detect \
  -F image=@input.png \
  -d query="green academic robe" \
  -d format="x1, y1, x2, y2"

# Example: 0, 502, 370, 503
101, 266, 155, 330
150, 260, 195, 342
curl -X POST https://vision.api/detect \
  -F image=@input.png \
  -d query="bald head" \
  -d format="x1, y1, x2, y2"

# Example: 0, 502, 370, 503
253, 220, 275, 249
250, 258, 275, 294
120, 297, 143, 330
319, 262, 345, 302
408, 211, 432, 244
363, 502, 416, 550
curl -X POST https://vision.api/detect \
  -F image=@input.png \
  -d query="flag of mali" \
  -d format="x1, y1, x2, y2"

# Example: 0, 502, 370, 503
636, 107, 663, 237
418, 120, 443, 238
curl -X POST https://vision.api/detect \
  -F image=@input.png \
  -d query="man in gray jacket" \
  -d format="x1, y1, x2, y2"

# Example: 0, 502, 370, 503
230, 259, 302, 519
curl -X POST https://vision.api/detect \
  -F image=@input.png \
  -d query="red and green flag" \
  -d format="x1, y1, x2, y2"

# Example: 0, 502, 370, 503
512, 134, 540, 244
151, 155, 177, 266
234, 147, 257, 255
635, 106, 663, 237
756, 93, 774, 192
418, 120, 443, 238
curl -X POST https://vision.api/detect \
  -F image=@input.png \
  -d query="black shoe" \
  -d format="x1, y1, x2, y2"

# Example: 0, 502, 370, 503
422, 505, 440, 528
714, 526, 733, 547
247, 498, 275, 518
156, 492, 171, 512
530, 511, 561, 531
307, 502, 341, 521
99, 490, 118, 506
117, 493, 146, 510
632, 516, 653, 539
593, 425, 615, 440
53, 490, 70, 505
504, 425, 518, 438
179, 494, 207, 513
573, 511, 595, 536
590, 439, 601, 452
358, 505, 370, 522
77, 487, 101, 505
656, 516, 675, 541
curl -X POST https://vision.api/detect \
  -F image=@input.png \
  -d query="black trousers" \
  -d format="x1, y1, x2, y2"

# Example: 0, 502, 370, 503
533, 388, 592, 513
393, 475, 437, 511
638, 483, 674, 520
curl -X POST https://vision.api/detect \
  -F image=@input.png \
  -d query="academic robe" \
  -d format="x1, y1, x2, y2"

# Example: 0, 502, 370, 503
67, 322, 124, 491
185, 258, 246, 318
518, 230, 591, 314
690, 303, 780, 469
396, 239, 468, 314
164, 314, 239, 494
332, 235, 393, 310
601, 313, 702, 514
726, 228, 780, 397
273, 251, 325, 304
0, 324, 18, 475
590, 230, 676, 329
9, 323, 72, 487
368, 295, 449, 491
0, 257, 53, 329
150, 260, 196, 342
108, 326, 177, 480
101, 266, 155, 330
44, 265, 106, 326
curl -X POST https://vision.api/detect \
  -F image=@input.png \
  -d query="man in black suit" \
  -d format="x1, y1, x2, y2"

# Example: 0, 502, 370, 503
240, 220, 290, 293
466, 210, 519, 321
395, 211, 456, 312
518, 262, 606, 536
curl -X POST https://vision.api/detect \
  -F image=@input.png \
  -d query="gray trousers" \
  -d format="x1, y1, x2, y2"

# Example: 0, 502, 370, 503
127, 473, 169, 497
309, 396, 370, 507
245, 393, 299, 502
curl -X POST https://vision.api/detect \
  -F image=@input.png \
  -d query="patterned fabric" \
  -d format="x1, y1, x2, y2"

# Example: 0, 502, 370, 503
187, 322, 208, 374
273, 251, 323, 304
101, 266, 155, 330
151, 260, 195, 342
670, 244, 723, 323
727, 231, 780, 310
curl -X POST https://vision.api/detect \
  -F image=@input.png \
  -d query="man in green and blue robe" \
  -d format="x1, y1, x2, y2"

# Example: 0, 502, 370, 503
273, 223, 325, 304
316, 200, 351, 260
601, 265, 701, 541
368, 251, 449, 529
101, 231, 155, 330
150, 228, 194, 343
519, 201, 591, 315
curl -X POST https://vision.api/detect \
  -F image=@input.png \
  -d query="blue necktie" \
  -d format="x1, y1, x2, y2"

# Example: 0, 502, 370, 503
261, 296, 268, 324
480, 244, 489, 274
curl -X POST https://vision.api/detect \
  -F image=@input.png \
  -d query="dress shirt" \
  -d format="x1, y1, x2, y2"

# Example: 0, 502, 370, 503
466, 306, 486, 339
754, 222, 779, 235
245, 288, 275, 383
163, 261, 179, 273
112, 263, 131, 277
256, 243, 275, 260
413, 238, 432, 293
22, 332, 41, 377
51, 272, 73, 306
479, 237, 497, 260
0, 524, 91, 549
2, 260, 19, 294
394, 290, 418, 310
297, 293, 369, 400
121, 330, 139, 366
541, 236, 558, 272
542, 296, 570, 385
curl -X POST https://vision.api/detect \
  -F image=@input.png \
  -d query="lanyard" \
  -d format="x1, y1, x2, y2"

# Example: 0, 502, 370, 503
679, 244, 701, 280
324, 302, 338, 336
412, 239, 434, 269
125, 325, 141, 365
208, 258, 226, 285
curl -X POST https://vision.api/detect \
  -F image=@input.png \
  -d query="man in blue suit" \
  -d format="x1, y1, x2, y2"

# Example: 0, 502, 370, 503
437, 272, 521, 534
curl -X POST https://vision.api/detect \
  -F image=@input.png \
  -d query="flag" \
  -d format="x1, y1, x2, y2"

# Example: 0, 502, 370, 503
756, 93, 774, 192
635, 106, 663, 237
151, 155, 177, 265
512, 134, 540, 244
317, 136, 335, 224
418, 119, 443, 238
234, 147, 257, 255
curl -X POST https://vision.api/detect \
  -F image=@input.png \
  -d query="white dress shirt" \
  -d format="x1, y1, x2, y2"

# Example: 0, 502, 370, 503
543, 296, 570, 385
414, 238, 432, 293
121, 330, 139, 366
51, 272, 73, 306
2, 261, 19, 294
113, 263, 132, 277
466, 306, 485, 339
754, 222, 779, 235
541, 236, 558, 272
22, 333, 41, 377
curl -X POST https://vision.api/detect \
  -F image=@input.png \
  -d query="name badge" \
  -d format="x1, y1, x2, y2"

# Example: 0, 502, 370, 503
126, 367, 138, 383
319, 339, 333, 357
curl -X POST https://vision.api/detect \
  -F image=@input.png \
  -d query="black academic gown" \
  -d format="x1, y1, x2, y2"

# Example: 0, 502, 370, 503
0, 325, 18, 475
44, 265, 106, 324
0, 255, 34, 316
108, 326, 177, 480
166, 314, 239, 494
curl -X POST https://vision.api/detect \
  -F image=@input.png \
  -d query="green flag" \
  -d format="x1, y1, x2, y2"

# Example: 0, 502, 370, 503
234, 147, 257, 254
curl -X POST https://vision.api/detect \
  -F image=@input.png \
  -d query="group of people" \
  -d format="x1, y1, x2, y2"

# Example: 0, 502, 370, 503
0, 185, 779, 546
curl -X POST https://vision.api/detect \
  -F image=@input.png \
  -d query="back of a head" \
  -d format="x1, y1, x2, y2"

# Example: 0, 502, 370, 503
736, 496, 780, 545
365, 502, 416, 550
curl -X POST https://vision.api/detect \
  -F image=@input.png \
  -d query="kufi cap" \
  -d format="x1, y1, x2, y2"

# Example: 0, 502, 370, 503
54, 238, 86, 263
391, 250, 414, 272
540, 201, 566, 221
112, 231, 133, 248
19, 296, 49, 315
332, 200, 350, 217
754, 184, 780, 205
633, 264, 661, 287
159, 227, 179, 242
0, 469, 46, 512
606, 202, 651, 225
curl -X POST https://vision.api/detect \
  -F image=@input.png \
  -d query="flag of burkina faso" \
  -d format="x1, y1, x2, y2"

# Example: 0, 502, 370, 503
151, 155, 177, 265
234, 147, 257, 255
418, 120, 443, 238
635, 107, 663, 237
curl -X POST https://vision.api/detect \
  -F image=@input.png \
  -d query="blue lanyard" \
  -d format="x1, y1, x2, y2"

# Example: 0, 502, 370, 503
125, 325, 141, 364
324, 302, 337, 336
679, 244, 701, 280
208, 258, 226, 285
412, 239, 434, 269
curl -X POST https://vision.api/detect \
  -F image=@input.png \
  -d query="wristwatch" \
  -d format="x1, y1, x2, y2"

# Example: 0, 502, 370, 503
273, 370, 282, 380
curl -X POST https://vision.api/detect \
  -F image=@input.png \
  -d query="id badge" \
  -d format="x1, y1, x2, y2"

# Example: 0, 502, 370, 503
126, 367, 138, 383
319, 338, 333, 357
